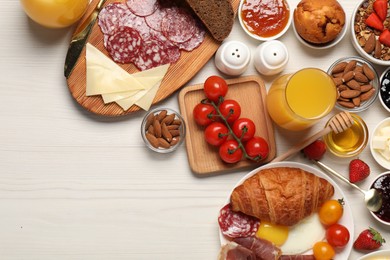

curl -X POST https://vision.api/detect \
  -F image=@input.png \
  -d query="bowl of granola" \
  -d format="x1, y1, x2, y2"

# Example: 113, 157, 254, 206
351, 0, 390, 66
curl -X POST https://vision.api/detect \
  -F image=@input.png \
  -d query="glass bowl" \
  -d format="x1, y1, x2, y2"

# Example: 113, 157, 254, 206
351, 0, 390, 66
369, 172, 390, 226
141, 107, 186, 153
370, 117, 390, 170
238, 0, 292, 41
379, 67, 390, 113
327, 56, 379, 113
323, 113, 369, 158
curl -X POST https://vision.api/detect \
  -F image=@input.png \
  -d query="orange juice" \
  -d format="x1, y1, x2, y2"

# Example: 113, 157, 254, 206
267, 68, 337, 131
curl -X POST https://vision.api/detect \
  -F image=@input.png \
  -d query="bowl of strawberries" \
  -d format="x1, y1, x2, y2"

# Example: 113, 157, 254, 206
351, 0, 390, 66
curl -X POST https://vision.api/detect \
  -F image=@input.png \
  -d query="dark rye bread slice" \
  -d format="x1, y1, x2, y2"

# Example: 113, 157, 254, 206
185, 0, 234, 42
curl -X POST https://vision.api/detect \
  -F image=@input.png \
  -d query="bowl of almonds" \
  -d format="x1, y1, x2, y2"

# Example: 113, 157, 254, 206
141, 108, 186, 153
351, 0, 390, 66
327, 56, 379, 112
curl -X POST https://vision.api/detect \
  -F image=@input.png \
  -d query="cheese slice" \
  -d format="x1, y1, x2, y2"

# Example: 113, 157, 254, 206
116, 80, 162, 111
85, 43, 145, 95
102, 76, 164, 103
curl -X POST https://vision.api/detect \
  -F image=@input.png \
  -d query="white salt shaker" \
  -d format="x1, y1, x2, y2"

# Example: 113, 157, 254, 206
254, 40, 289, 76
214, 40, 251, 76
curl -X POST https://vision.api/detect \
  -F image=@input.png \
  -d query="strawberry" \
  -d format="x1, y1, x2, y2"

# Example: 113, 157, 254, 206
365, 12, 384, 31
379, 29, 390, 47
374, 0, 388, 21
353, 227, 386, 251
302, 139, 326, 160
349, 159, 370, 183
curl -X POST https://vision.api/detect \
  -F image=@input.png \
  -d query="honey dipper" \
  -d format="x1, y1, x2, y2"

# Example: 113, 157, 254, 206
271, 111, 354, 163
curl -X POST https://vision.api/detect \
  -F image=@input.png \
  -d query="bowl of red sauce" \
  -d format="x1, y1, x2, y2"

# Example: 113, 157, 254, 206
370, 172, 390, 226
238, 0, 292, 41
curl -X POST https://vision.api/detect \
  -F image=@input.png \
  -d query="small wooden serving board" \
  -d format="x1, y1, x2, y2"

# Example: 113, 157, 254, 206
178, 76, 277, 175
65, 0, 240, 117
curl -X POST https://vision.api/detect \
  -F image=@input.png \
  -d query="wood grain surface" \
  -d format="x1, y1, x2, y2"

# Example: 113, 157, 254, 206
178, 76, 276, 175
66, 0, 240, 117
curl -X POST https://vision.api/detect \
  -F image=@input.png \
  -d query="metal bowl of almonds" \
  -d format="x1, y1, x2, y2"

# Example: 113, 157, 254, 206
327, 56, 379, 112
351, 0, 390, 66
141, 107, 186, 153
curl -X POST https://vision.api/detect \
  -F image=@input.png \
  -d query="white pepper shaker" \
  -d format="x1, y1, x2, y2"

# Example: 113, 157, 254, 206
254, 40, 289, 76
214, 40, 251, 76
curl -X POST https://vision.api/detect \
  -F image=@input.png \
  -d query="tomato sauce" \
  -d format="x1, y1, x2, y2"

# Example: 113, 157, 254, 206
241, 0, 290, 38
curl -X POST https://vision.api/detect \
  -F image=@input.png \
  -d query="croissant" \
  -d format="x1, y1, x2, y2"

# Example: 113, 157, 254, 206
230, 167, 334, 226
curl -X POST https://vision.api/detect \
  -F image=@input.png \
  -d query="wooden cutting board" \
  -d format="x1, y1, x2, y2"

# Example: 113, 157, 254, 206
178, 76, 277, 175
66, 0, 240, 116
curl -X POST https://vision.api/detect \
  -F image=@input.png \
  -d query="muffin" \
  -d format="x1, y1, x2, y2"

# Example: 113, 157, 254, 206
294, 0, 345, 44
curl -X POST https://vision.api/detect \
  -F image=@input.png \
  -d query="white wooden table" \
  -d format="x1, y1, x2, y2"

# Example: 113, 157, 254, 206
1, 0, 389, 259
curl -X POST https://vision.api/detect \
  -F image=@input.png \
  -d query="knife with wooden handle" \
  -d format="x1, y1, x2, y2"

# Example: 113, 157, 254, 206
64, 0, 107, 78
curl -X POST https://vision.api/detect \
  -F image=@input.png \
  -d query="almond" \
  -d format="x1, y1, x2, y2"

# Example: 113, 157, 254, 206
161, 114, 175, 125
169, 129, 180, 137
340, 89, 361, 99
342, 71, 355, 82
360, 88, 375, 101
161, 123, 172, 142
156, 110, 168, 122
354, 72, 369, 83
361, 84, 373, 92
172, 119, 182, 125
333, 77, 343, 86
352, 97, 361, 107
346, 80, 361, 91
158, 138, 170, 149
363, 33, 376, 53
332, 62, 348, 74
170, 137, 180, 146
344, 60, 357, 73
354, 65, 363, 74
374, 40, 382, 58
146, 133, 159, 148
147, 125, 155, 136
167, 124, 179, 130
337, 84, 348, 92
362, 63, 375, 81
153, 119, 162, 138
338, 100, 355, 108
145, 113, 155, 130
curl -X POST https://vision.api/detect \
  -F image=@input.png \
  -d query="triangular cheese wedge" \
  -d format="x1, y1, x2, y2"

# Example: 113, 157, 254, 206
135, 80, 162, 111
85, 43, 145, 95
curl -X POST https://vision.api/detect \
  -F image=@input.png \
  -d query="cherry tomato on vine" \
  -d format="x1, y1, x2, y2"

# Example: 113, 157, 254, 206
204, 75, 228, 103
219, 140, 243, 163
326, 224, 350, 248
313, 241, 335, 260
245, 136, 269, 161
193, 103, 216, 126
232, 118, 256, 142
204, 122, 229, 146
319, 199, 344, 226
219, 100, 241, 124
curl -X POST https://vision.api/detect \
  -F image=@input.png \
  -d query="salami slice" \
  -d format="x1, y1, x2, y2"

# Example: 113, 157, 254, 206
174, 21, 205, 51
161, 7, 195, 43
98, 3, 132, 35
144, 8, 167, 32
133, 35, 180, 71
127, 0, 158, 17
106, 26, 143, 64
218, 204, 260, 239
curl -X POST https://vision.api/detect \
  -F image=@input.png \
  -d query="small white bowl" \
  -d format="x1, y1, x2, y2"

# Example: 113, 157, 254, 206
369, 171, 390, 226
379, 68, 390, 113
351, 0, 390, 66
357, 249, 390, 260
292, 16, 347, 50
238, 0, 292, 41
370, 117, 390, 170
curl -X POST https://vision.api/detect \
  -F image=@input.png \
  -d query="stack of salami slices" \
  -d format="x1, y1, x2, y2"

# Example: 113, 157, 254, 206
98, 0, 205, 71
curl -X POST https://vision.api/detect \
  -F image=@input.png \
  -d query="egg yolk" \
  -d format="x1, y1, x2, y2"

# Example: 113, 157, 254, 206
20, 0, 88, 28
256, 221, 289, 246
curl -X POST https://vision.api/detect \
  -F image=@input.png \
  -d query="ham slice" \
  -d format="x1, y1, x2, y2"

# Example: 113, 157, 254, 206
234, 237, 282, 260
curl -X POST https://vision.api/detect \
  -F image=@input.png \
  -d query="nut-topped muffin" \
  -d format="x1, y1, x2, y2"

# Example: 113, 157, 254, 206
294, 0, 345, 44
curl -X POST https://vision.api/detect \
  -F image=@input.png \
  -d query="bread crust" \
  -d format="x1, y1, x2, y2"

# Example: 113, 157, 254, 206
185, 0, 234, 41
230, 167, 334, 226
294, 0, 345, 44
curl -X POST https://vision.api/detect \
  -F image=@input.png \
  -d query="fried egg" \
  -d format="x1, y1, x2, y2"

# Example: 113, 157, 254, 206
256, 213, 325, 255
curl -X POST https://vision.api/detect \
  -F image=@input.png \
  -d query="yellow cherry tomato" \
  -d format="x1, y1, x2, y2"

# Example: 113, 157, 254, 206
20, 0, 88, 28
319, 199, 344, 226
313, 241, 335, 260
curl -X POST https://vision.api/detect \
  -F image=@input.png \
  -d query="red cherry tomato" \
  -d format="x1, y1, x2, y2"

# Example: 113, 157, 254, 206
245, 136, 269, 161
232, 118, 256, 141
219, 100, 241, 124
219, 140, 243, 163
204, 75, 228, 103
326, 224, 350, 248
204, 122, 229, 146
193, 103, 216, 126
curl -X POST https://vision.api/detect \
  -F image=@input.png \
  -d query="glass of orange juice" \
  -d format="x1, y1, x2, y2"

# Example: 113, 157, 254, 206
266, 68, 337, 131
20, 0, 89, 28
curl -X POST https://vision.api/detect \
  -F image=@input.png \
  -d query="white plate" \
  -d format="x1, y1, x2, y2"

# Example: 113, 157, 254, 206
219, 161, 354, 259
357, 249, 390, 260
